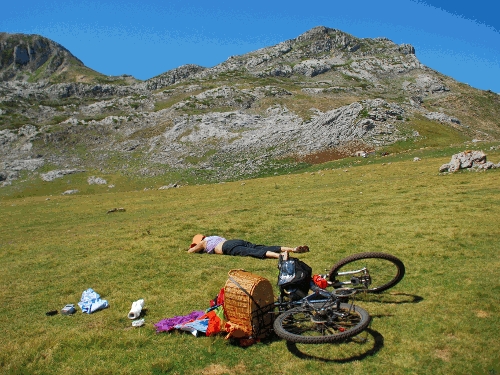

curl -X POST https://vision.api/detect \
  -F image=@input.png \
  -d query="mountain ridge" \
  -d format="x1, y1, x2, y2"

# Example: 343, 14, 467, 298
0, 26, 499, 190
1, 26, 420, 86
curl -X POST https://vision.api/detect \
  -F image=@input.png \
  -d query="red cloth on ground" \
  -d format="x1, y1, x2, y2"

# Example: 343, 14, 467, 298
210, 288, 225, 308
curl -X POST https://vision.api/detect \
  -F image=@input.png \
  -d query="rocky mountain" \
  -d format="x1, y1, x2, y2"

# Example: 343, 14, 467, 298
1, 26, 499, 188
0, 33, 140, 86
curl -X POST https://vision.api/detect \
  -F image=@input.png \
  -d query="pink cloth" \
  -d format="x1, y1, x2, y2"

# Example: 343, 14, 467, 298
155, 310, 205, 332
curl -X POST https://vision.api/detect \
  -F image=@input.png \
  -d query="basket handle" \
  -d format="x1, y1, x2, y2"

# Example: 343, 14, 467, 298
227, 276, 261, 309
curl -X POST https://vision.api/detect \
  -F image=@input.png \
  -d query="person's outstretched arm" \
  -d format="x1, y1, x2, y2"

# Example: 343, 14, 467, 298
187, 240, 206, 253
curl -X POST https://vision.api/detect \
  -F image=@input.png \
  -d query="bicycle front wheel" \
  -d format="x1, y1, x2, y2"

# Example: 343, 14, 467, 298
328, 252, 405, 293
273, 302, 370, 344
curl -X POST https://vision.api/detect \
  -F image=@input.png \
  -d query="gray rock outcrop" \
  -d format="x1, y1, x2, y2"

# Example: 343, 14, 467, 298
425, 112, 460, 125
87, 176, 107, 185
61, 189, 79, 195
439, 151, 498, 173
41, 169, 85, 181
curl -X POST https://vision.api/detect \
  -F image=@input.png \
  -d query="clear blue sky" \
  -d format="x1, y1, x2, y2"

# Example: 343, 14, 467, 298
2, 0, 499, 93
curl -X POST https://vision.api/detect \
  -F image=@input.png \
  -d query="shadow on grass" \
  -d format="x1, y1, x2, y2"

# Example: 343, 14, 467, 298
356, 292, 423, 304
284, 327, 384, 362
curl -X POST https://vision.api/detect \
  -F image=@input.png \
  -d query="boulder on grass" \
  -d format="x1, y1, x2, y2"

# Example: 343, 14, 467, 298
439, 150, 493, 173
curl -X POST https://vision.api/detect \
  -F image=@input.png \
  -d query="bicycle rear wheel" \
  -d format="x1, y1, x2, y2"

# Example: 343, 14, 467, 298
328, 252, 405, 293
273, 302, 370, 344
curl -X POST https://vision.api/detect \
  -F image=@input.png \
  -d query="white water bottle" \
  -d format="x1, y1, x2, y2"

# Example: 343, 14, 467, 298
128, 299, 144, 319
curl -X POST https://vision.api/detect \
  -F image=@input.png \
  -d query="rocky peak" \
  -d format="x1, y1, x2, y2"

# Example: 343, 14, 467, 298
398, 43, 416, 55
296, 26, 332, 41
0, 33, 85, 82
0, 33, 123, 84
295, 26, 360, 53
197, 26, 421, 82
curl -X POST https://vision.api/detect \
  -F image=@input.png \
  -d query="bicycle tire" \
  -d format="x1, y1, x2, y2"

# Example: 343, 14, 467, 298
273, 302, 370, 344
328, 252, 405, 293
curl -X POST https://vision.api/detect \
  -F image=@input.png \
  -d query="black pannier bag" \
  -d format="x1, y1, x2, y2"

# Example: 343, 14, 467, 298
277, 257, 312, 300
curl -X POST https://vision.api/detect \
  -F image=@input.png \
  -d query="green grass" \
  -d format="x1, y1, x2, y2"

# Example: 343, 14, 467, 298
0, 152, 499, 374
380, 115, 469, 154
154, 91, 203, 112
0, 112, 31, 129
48, 115, 71, 125
184, 149, 217, 164
27, 58, 53, 83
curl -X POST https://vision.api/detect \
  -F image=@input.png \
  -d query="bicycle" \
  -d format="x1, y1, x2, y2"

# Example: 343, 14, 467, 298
272, 252, 405, 344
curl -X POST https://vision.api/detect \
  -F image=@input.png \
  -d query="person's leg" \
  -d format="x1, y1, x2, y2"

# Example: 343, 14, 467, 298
264, 251, 281, 259
222, 240, 280, 259
235, 243, 309, 258
245, 242, 310, 257
265, 247, 298, 259
276, 246, 310, 253
264, 246, 308, 258
222, 240, 309, 259
222, 240, 267, 259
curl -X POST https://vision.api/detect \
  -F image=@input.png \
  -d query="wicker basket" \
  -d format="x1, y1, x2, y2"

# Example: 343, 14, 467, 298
223, 269, 275, 339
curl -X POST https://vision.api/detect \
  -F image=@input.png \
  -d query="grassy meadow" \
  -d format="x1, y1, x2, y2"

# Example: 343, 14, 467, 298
1, 148, 499, 374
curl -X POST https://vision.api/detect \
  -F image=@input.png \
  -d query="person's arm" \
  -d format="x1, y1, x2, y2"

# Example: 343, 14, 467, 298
187, 240, 206, 253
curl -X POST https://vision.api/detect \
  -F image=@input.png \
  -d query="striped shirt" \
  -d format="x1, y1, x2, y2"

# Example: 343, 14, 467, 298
204, 236, 226, 254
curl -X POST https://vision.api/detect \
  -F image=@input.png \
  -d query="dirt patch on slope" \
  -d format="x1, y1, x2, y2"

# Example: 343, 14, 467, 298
296, 141, 374, 164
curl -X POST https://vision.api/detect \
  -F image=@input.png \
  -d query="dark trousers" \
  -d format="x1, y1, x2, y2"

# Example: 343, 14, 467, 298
222, 239, 281, 259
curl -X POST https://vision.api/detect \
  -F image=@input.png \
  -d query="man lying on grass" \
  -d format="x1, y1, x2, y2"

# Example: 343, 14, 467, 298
187, 234, 309, 259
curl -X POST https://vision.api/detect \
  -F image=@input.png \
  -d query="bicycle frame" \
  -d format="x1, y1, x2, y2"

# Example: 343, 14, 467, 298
330, 267, 372, 288
274, 280, 359, 315
274, 255, 367, 315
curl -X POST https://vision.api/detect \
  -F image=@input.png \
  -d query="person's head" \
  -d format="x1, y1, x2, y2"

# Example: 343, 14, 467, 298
190, 234, 205, 248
